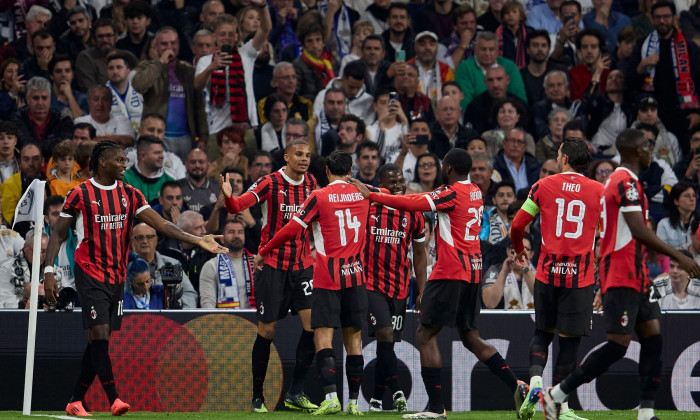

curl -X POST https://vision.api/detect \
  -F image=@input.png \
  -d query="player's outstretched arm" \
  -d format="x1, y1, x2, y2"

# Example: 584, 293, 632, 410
349, 178, 433, 211
412, 239, 428, 310
257, 218, 304, 261
623, 210, 700, 277
138, 208, 229, 254
511, 206, 536, 268
44, 215, 73, 303
218, 173, 258, 213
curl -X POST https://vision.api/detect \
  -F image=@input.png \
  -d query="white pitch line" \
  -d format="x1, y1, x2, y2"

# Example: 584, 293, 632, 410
30, 414, 77, 420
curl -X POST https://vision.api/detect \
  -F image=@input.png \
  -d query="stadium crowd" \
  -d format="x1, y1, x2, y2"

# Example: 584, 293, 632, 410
1, 0, 700, 312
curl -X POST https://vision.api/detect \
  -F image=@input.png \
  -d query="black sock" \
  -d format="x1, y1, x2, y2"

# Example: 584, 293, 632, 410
346, 355, 364, 400
421, 367, 443, 413
377, 341, 399, 394
288, 330, 315, 395
639, 335, 663, 402
316, 348, 337, 395
560, 340, 627, 394
553, 336, 580, 385
252, 334, 272, 400
90, 339, 118, 405
372, 354, 387, 400
484, 352, 518, 394
70, 343, 95, 403
529, 330, 554, 379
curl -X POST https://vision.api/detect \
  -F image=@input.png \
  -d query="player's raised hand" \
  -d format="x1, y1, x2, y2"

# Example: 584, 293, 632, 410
253, 253, 265, 271
678, 254, 700, 278
198, 234, 229, 254
347, 177, 371, 199
512, 250, 529, 269
219, 173, 233, 199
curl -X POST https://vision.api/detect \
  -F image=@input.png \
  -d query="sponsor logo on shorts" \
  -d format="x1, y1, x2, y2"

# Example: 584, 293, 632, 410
370, 313, 376, 326
90, 306, 97, 320
621, 311, 628, 327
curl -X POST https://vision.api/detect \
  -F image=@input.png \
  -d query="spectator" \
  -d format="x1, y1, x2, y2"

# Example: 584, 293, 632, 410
588, 69, 633, 154
293, 19, 338, 101
406, 152, 441, 193
179, 148, 220, 212
673, 124, 700, 184
75, 19, 137, 93
322, 0, 361, 62
637, 123, 679, 222
199, 219, 256, 309
72, 122, 97, 144
388, 117, 431, 182
46, 140, 81, 197
74, 139, 96, 181
412, 0, 457, 41
680, 0, 700, 48
583, 0, 631, 52
0, 228, 48, 308
469, 152, 498, 206
43, 195, 77, 293
338, 21, 374, 77
11, 5, 52, 62
482, 97, 535, 156
381, 3, 414, 63
308, 87, 345, 156
116, 0, 154, 61
132, 27, 208, 161
106, 53, 144, 132
632, 0, 656, 40
657, 182, 698, 251
153, 181, 187, 225
465, 64, 514, 134
123, 258, 166, 310
197, 0, 226, 35
394, 63, 434, 122
360, 0, 391, 36
56, 6, 93, 62
208, 127, 249, 179
480, 180, 516, 244
531, 70, 583, 139
466, 136, 490, 156
482, 235, 536, 309
0, 59, 24, 116
588, 158, 617, 183
441, 4, 481, 69
0, 121, 19, 184
653, 250, 700, 309
688, 218, 700, 264
527, 0, 570, 34
536, 108, 571, 161
123, 113, 186, 180
192, 30, 216, 67
496, 1, 533, 70
539, 157, 560, 179
441, 82, 465, 124
569, 28, 610, 101
10, 77, 73, 161
257, 62, 313, 125
130, 222, 198, 308
334, 115, 365, 171
245, 150, 273, 188
631, 95, 682, 167
73, 85, 134, 148
48, 55, 89, 120
312, 60, 375, 124
629, 1, 700, 154
492, 127, 541, 193
455, 31, 527, 109
520, 30, 555, 105
123, 135, 175, 202
430, 95, 476, 158
249, 93, 289, 154
354, 140, 380, 186
23, 30, 55, 81
365, 88, 408, 161
407, 31, 454, 106
478, 0, 505, 32
612, 25, 636, 74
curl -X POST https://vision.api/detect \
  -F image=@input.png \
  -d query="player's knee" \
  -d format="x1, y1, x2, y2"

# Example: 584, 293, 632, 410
375, 327, 394, 343
603, 340, 629, 362
257, 321, 276, 339
533, 329, 555, 347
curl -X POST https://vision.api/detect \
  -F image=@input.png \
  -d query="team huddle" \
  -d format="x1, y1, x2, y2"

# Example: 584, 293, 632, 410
49, 130, 700, 419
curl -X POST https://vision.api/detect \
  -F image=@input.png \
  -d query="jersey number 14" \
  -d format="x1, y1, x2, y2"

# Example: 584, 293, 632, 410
335, 209, 361, 246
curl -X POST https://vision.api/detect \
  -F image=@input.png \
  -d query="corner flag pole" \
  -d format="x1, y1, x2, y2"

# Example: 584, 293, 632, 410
20, 179, 47, 415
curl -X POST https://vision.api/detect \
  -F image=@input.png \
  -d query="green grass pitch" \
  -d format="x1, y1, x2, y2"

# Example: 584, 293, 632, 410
1, 411, 698, 419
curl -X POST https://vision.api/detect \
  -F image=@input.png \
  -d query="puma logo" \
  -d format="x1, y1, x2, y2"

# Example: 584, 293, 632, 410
91, 200, 101, 206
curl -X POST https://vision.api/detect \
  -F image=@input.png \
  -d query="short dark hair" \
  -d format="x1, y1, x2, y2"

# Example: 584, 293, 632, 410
74, 122, 97, 139
690, 123, 700, 139
93, 18, 117, 35
223, 217, 246, 232
636, 123, 659, 139
617, 25, 636, 44
0, 120, 18, 137
443, 148, 472, 175
52, 140, 75, 161
326, 150, 353, 176
107, 52, 135, 69
31, 29, 52, 44
339, 114, 366, 138
141, 113, 165, 125
560, 0, 581, 13
560, 137, 591, 173
44, 195, 65, 214
442, 81, 462, 94
526, 29, 551, 49
691, 217, 700, 235
75, 140, 96, 169
377, 163, 402, 180
263, 93, 287, 121
495, 180, 516, 195
616, 128, 647, 152
388, 2, 408, 14
48, 54, 72, 75
409, 117, 430, 130
356, 139, 379, 158
575, 28, 605, 51
452, 4, 476, 25
124, 0, 152, 19
652, 1, 676, 16
136, 135, 164, 153
361, 34, 384, 51
160, 180, 182, 196
563, 120, 586, 137
249, 150, 272, 166
343, 60, 366, 81
67, 5, 90, 20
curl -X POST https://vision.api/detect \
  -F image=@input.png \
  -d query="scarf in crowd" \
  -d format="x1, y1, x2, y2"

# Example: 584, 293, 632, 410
503, 269, 534, 310
108, 81, 144, 131
642, 29, 700, 110
260, 121, 287, 153
210, 49, 249, 123
496, 24, 527, 69
314, 110, 333, 152
11, 250, 47, 299
416, 60, 441, 106
217, 253, 254, 308
302, 48, 335, 87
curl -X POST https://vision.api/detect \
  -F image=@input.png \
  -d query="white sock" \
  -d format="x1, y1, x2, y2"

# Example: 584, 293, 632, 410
349, 399, 358, 406
326, 392, 337, 401
530, 375, 543, 387
561, 401, 569, 412
551, 385, 568, 404
638, 408, 655, 420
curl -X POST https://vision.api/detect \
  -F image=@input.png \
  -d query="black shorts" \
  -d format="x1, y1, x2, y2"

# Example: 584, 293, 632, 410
367, 290, 407, 342
311, 285, 368, 329
75, 264, 124, 331
534, 282, 594, 336
420, 280, 480, 330
603, 287, 662, 335
255, 266, 313, 322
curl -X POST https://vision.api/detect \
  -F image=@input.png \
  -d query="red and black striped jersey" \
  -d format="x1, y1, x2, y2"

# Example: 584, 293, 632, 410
60, 178, 150, 284
224, 168, 316, 270
293, 180, 376, 290
368, 180, 484, 283
527, 172, 604, 288
365, 205, 425, 299
599, 167, 651, 294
